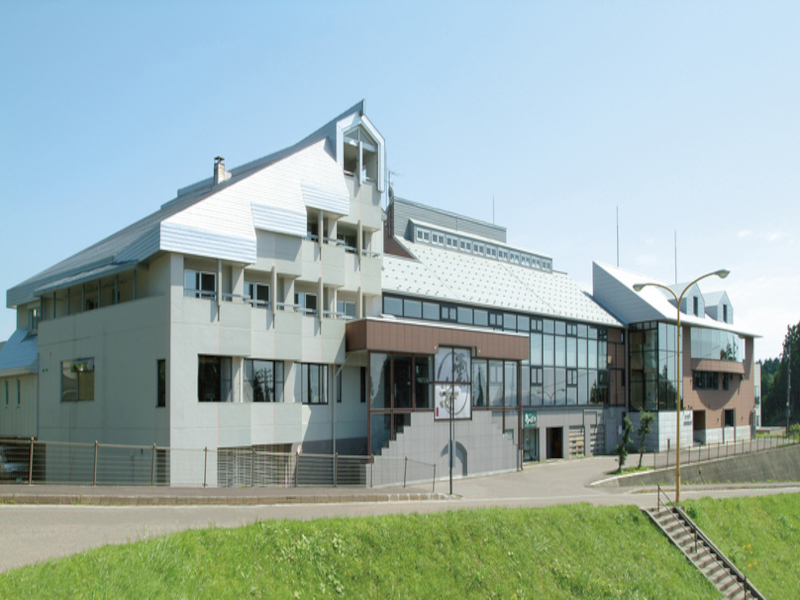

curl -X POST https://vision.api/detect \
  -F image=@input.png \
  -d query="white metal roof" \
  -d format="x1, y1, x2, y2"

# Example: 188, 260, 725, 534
7, 106, 362, 308
0, 329, 38, 376
592, 262, 758, 337
383, 237, 621, 326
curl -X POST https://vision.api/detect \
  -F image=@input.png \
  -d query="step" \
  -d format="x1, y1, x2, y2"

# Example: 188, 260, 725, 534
719, 574, 742, 595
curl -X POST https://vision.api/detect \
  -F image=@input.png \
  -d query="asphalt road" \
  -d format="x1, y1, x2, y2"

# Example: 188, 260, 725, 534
1, 455, 797, 573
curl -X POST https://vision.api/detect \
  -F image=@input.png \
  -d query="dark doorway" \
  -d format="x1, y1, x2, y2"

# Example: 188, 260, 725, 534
546, 427, 563, 459
693, 410, 706, 433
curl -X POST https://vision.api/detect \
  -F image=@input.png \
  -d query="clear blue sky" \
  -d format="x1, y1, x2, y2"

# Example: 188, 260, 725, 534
2, 1, 798, 361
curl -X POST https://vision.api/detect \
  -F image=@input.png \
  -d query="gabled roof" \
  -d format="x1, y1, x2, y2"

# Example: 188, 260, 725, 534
7, 103, 370, 309
592, 262, 757, 337
0, 329, 38, 376
383, 237, 621, 326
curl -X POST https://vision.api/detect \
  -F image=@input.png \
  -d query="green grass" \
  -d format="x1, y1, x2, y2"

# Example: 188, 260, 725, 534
0, 504, 718, 600
685, 493, 800, 600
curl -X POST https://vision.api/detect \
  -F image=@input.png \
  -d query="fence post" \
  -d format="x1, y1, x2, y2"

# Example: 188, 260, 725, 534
151, 443, 157, 486
334, 453, 338, 487
667, 439, 670, 468
28, 437, 34, 485
369, 455, 373, 488
203, 447, 208, 488
251, 447, 256, 488
93, 441, 98, 486
403, 457, 408, 488
432, 463, 436, 494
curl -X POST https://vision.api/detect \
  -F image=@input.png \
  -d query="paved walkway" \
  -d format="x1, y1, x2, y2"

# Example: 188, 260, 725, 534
0, 455, 798, 573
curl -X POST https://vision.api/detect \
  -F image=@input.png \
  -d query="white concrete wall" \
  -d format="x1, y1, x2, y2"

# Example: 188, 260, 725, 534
0, 374, 37, 438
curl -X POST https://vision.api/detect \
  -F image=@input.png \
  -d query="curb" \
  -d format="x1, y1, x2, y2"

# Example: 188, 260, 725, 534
0, 491, 451, 507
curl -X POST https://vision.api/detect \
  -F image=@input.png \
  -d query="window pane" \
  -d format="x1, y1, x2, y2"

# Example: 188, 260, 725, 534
384, 297, 403, 316
577, 369, 588, 405
393, 355, 413, 408
370, 353, 390, 409
543, 368, 555, 406
555, 336, 566, 367
489, 360, 504, 406
415, 356, 433, 409
517, 315, 530, 332
472, 360, 488, 407
504, 362, 518, 408
404, 299, 422, 319
457, 307, 473, 325
198, 356, 221, 402
473, 309, 488, 327
503, 313, 517, 331
371, 414, 391, 455
423, 302, 439, 320
555, 369, 566, 404
62, 361, 78, 401
530, 333, 542, 366
566, 337, 577, 368
543, 335, 554, 366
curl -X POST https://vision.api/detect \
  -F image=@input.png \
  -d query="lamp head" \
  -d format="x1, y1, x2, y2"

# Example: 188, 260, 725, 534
633, 283, 646, 292
715, 269, 730, 279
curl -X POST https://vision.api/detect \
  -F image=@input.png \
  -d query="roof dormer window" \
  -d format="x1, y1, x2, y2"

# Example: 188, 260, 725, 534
343, 127, 379, 183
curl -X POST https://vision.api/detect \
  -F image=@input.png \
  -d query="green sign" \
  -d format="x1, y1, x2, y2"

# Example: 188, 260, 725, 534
523, 410, 538, 429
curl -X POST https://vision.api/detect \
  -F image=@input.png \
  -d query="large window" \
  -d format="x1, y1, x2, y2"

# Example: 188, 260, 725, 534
198, 356, 232, 402
693, 371, 719, 390
298, 364, 328, 404
244, 359, 284, 402
690, 328, 743, 362
61, 358, 95, 402
184, 270, 216, 299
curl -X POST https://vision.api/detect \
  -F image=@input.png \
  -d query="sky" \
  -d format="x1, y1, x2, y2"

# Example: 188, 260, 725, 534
1, 1, 798, 361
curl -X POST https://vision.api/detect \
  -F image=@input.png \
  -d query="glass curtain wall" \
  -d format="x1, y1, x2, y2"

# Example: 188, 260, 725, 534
369, 352, 434, 455
629, 321, 678, 411
527, 320, 609, 407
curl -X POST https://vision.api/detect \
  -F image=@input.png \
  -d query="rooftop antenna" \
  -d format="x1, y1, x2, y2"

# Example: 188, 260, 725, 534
616, 205, 619, 267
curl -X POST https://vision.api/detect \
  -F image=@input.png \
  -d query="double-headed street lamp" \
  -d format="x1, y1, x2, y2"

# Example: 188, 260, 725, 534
633, 269, 729, 504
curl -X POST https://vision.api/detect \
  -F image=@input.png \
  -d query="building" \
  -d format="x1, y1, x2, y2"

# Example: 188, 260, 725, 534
593, 262, 758, 450
0, 102, 758, 485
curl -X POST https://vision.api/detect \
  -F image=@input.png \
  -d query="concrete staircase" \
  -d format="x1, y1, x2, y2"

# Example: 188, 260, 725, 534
645, 497, 765, 599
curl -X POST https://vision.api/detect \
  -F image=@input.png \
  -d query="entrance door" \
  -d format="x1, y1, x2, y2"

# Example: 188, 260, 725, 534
546, 427, 563, 459
523, 429, 539, 461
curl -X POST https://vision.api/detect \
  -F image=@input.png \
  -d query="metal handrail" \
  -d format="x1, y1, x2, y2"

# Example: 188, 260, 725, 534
673, 504, 767, 600
656, 485, 766, 600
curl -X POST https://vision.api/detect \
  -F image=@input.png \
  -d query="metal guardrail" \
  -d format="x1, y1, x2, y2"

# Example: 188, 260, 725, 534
0, 438, 436, 491
659, 434, 795, 469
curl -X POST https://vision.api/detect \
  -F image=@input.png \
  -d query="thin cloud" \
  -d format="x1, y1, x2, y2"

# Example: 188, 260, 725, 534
737, 230, 752, 239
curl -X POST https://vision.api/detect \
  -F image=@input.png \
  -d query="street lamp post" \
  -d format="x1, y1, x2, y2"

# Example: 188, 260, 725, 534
633, 269, 729, 504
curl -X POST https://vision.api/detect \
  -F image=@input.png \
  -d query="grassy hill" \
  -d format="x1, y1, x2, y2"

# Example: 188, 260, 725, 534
685, 493, 800, 600
0, 504, 718, 599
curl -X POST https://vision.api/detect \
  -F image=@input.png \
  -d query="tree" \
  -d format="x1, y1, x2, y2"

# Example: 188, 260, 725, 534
614, 416, 633, 473
762, 322, 800, 427
636, 412, 655, 468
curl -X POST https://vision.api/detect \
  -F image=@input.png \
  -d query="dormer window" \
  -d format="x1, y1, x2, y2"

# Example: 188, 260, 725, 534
343, 127, 379, 183
693, 296, 699, 316
723, 304, 728, 323
28, 307, 40, 335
